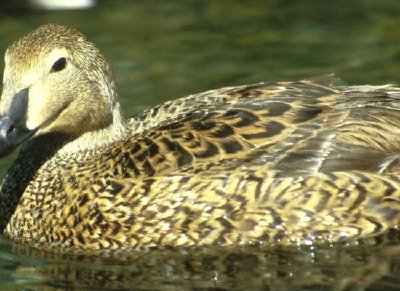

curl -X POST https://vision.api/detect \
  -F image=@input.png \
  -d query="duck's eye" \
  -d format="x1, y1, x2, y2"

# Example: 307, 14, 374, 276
50, 57, 67, 73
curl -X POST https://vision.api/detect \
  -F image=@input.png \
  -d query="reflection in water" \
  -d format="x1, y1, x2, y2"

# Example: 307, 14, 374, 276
1, 233, 400, 290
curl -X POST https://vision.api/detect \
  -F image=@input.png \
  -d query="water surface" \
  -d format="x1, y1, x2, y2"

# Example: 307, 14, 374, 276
0, 1, 400, 289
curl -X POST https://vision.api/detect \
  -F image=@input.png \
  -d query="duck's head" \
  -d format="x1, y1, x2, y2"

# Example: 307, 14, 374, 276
0, 23, 120, 157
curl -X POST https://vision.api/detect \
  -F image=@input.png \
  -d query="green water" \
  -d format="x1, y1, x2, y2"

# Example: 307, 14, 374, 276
0, 0, 400, 289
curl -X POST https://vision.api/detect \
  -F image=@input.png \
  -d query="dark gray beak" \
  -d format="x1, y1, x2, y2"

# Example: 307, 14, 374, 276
0, 88, 35, 157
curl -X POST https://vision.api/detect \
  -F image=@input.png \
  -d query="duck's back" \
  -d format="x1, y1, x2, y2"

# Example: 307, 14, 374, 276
125, 75, 400, 178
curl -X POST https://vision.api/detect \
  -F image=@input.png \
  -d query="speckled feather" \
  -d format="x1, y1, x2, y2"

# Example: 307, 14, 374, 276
1, 24, 400, 253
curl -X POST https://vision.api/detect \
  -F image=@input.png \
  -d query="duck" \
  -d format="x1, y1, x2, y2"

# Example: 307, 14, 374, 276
1, 23, 400, 253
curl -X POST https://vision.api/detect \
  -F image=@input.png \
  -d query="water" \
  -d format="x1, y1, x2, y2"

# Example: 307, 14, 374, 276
0, 0, 400, 289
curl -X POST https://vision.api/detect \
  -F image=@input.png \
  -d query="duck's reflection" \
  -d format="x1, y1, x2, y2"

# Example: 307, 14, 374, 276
3, 233, 400, 290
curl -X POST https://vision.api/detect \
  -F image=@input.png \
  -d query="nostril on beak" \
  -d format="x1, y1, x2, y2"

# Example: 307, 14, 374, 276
0, 116, 15, 140
7, 124, 15, 135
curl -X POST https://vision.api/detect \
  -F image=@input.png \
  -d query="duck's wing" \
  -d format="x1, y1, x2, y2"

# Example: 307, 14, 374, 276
270, 83, 400, 176
124, 75, 400, 178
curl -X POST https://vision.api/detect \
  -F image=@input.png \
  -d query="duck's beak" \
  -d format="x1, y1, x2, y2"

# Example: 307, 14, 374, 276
0, 88, 35, 157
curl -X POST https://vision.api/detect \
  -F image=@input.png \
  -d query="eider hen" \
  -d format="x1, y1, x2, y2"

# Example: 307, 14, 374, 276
0, 23, 400, 253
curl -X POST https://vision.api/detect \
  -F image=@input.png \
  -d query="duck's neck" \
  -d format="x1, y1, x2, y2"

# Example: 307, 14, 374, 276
59, 103, 131, 156
25, 103, 131, 159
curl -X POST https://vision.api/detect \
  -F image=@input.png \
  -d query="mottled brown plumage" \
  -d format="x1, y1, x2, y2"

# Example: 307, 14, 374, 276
0, 24, 400, 253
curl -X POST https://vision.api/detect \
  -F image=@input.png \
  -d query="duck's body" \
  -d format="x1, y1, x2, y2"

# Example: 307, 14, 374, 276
1, 24, 400, 252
